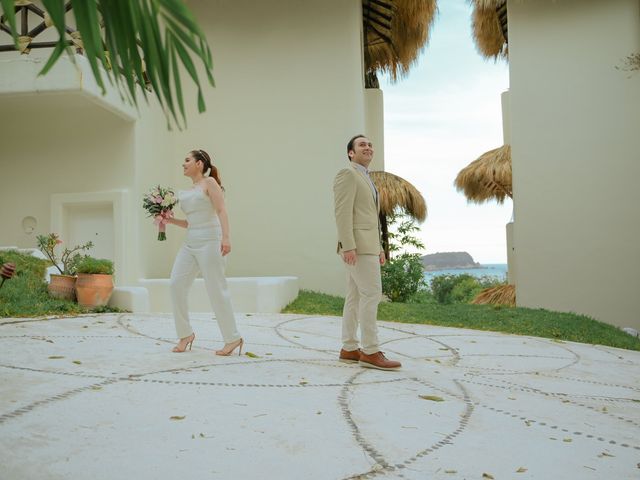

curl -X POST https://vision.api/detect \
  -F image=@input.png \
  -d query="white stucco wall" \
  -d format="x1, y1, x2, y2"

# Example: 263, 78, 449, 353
0, 52, 137, 283
0, 0, 374, 299
155, 0, 370, 295
508, 0, 640, 328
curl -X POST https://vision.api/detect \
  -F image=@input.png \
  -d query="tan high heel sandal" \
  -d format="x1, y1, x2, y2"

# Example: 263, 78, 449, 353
215, 338, 243, 356
172, 333, 195, 353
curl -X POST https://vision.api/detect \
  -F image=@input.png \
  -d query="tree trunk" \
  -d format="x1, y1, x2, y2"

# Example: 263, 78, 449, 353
380, 213, 390, 260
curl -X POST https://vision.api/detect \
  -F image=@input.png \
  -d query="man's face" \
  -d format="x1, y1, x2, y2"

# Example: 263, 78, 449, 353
348, 137, 374, 167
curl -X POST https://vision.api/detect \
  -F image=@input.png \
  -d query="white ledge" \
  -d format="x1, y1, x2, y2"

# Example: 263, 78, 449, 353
0, 53, 137, 121
137, 276, 299, 314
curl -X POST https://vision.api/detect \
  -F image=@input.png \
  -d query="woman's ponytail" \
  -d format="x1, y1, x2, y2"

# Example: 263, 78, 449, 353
191, 149, 223, 189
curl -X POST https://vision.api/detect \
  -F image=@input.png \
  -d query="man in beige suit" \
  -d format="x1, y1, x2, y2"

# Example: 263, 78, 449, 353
333, 134, 401, 371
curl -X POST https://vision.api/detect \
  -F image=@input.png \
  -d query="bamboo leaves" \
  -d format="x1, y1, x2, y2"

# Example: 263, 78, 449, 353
1, 0, 214, 128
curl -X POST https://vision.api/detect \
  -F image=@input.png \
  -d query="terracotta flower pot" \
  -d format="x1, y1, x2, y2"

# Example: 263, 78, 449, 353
75, 273, 114, 308
48, 274, 77, 301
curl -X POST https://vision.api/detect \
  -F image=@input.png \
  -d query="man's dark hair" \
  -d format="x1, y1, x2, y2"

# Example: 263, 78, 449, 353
346, 134, 367, 161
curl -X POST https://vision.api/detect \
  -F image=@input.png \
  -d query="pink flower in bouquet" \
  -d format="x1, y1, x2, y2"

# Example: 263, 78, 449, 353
143, 185, 179, 241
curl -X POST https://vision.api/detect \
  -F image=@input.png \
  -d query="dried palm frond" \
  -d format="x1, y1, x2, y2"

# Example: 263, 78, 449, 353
470, 0, 508, 60
364, 0, 438, 81
455, 144, 512, 204
472, 284, 515, 306
370, 171, 427, 221
472, 0, 507, 9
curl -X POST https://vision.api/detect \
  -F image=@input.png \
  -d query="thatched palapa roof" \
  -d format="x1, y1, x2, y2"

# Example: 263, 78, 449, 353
363, 0, 438, 81
454, 144, 512, 204
370, 171, 427, 221
470, 0, 508, 60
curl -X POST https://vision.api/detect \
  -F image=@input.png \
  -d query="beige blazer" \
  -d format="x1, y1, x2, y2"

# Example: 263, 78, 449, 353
333, 164, 383, 255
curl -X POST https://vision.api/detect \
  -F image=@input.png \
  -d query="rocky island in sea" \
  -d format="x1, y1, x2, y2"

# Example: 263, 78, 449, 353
421, 251, 481, 271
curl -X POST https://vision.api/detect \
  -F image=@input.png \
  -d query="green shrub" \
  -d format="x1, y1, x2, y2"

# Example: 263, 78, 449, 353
0, 251, 122, 317
76, 257, 114, 275
0, 250, 79, 316
430, 273, 507, 304
403, 289, 437, 304
35, 233, 93, 276
381, 253, 427, 302
430, 274, 469, 304
450, 277, 483, 303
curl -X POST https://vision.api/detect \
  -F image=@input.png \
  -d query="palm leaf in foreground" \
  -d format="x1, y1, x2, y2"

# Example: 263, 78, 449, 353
1, 0, 214, 128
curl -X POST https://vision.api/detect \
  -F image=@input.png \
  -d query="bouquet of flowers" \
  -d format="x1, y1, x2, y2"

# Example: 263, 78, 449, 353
142, 185, 178, 241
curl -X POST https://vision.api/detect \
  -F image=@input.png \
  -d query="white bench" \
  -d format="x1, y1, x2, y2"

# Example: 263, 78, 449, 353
132, 276, 299, 313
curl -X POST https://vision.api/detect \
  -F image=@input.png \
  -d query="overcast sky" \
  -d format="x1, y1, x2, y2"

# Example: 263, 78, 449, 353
380, 1, 510, 264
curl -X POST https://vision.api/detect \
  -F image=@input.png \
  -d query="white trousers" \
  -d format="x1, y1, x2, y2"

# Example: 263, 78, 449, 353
170, 229, 240, 343
342, 254, 381, 355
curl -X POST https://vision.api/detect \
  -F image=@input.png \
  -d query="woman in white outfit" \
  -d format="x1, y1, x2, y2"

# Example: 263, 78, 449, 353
162, 149, 243, 355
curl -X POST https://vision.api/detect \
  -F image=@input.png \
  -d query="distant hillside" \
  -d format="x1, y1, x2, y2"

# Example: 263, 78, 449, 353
421, 252, 480, 271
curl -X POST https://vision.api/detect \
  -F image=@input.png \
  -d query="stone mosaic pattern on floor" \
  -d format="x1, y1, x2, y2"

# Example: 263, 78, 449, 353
1, 313, 639, 479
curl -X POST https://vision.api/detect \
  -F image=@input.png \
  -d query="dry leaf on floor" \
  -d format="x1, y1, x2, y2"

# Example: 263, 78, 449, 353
419, 395, 444, 402
170, 416, 186, 421
516, 467, 527, 473
444, 470, 457, 474
598, 452, 615, 458
72, 360, 82, 365
563, 438, 572, 442
245, 352, 260, 358
48, 356, 64, 359
482, 473, 494, 479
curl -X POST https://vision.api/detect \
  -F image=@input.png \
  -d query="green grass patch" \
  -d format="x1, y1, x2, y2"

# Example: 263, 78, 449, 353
0, 250, 123, 317
283, 290, 640, 351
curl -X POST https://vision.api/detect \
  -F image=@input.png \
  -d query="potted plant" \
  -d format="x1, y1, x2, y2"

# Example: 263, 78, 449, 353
36, 234, 93, 301
75, 257, 115, 308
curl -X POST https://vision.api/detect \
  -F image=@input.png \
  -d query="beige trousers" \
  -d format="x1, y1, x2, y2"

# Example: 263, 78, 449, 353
170, 229, 241, 343
342, 254, 382, 355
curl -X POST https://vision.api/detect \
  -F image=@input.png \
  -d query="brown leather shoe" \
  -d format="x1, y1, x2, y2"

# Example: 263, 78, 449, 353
359, 351, 401, 371
339, 348, 362, 364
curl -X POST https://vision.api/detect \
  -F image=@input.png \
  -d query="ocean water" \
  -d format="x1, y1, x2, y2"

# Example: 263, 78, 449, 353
424, 263, 508, 283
